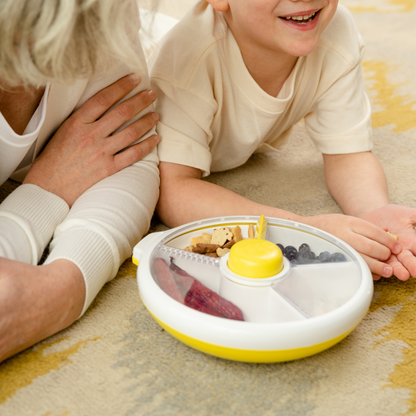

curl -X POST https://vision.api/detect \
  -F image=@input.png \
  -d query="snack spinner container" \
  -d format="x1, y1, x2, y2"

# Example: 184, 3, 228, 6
132, 215, 373, 363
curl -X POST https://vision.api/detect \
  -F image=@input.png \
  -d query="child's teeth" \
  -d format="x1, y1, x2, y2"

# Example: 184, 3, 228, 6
284, 12, 315, 21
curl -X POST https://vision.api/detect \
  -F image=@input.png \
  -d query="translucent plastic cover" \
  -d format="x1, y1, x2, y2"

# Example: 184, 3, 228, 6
149, 218, 362, 323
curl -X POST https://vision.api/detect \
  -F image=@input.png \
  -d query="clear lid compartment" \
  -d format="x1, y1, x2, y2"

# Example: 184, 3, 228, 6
149, 244, 244, 321
149, 217, 363, 323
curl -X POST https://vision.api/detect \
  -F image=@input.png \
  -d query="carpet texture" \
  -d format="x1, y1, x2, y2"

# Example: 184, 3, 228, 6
1, 1, 416, 415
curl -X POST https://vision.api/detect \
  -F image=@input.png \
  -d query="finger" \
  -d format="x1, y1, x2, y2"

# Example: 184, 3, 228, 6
372, 274, 381, 281
352, 234, 392, 262
386, 254, 410, 281
399, 235, 416, 256
359, 252, 393, 278
396, 249, 416, 279
98, 89, 157, 138
113, 134, 160, 171
107, 112, 159, 154
355, 222, 402, 255
74, 74, 143, 123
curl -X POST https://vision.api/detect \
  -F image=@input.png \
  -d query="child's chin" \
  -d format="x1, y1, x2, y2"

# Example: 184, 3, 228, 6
288, 41, 319, 57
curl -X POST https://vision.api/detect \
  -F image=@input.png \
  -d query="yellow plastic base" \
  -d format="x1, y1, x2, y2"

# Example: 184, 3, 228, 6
150, 312, 356, 363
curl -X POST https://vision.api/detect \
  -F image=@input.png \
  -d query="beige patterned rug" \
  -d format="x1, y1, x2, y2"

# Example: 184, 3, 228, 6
1, 1, 416, 415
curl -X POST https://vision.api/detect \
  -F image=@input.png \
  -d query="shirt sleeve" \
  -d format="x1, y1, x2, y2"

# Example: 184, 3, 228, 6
44, 154, 159, 316
304, 41, 373, 154
0, 12, 160, 317
0, 185, 69, 263
152, 77, 215, 176
42, 27, 160, 316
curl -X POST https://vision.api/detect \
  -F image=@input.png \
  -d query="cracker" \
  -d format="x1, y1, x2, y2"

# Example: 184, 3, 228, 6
191, 236, 207, 246
231, 226, 243, 242
201, 232, 212, 243
211, 227, 233, 246
216, 247, 231, 257
223, 239, 235, 249
248, 224, 255, 238
196, 243, 220, 253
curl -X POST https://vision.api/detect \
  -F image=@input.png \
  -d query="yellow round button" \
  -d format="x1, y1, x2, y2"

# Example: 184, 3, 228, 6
228, 239, 284, 278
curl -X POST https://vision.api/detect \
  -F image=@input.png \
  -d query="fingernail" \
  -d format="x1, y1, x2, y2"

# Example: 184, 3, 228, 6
384, 266, 393, 276
148, 90, 157, 100
394, 244, 401, 253
153, 135, 161, 145
129, 73, 141, 84
151, 112, 159, 122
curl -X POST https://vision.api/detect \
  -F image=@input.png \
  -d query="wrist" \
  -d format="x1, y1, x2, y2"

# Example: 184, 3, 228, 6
42, 260, 85, 324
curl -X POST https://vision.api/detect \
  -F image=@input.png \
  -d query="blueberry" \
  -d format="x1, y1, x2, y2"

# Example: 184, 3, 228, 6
299, 243, 310, 251
317, 251, 331, 263
330, 252, 347, 262
284, 245, 298, 261
298, 246, 313, 260
276, 243, 284, 253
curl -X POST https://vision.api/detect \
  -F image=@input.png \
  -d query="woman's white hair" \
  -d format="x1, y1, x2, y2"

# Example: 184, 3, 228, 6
0, 0, 152, 86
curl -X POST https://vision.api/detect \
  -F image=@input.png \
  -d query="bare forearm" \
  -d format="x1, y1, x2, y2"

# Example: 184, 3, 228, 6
0, 258, 85, 362
157, 163, 303, 228
323, 152, 389, 218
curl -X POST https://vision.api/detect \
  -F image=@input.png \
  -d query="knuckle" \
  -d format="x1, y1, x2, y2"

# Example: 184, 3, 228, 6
138, 90, 153, 106
93, 92, 111, 110
64, 117, 80, 133
125, 124, 139, 141
101, 163, 115, 178
115, 102, 134, 120
130, 145, 144, 161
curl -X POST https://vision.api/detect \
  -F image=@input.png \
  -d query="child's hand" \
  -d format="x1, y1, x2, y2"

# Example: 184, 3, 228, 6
305, 214, 402, 279
360, 204, 416, 280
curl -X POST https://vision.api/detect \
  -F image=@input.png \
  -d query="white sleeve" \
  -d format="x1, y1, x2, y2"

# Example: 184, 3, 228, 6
0, 15, 160, 317
42, 25, 161, 316
0, 185, 69, 264
44, 153, 159, 316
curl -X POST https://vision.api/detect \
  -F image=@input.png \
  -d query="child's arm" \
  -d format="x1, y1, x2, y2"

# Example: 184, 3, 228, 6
323, 151, 416, 280
158, 161, 401, 279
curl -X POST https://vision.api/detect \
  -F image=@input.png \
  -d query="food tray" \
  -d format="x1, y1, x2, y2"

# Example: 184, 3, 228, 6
133, 216, 373, 362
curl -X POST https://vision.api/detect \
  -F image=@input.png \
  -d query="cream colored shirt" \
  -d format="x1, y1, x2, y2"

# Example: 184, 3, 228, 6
149, 1, 372, 177
0, 11, 159, 315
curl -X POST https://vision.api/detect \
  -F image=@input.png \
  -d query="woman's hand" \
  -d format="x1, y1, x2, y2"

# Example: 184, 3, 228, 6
360, 204, 416, 280
304, 213, 402, 279
23, 73, 160, 207
0, 257, 85, 363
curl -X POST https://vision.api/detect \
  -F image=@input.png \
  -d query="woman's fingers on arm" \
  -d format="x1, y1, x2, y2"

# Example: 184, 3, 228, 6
107, 111, 159, 153
74, 74, 143, 123
113, 134, 160, 171
97, 89, 157, 138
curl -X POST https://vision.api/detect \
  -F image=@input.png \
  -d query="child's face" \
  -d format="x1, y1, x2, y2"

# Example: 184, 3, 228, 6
217, 0, 339, 58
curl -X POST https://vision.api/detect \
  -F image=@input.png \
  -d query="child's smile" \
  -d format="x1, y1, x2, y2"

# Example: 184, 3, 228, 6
211, 0, 339, 59
278, 9, 321, 31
